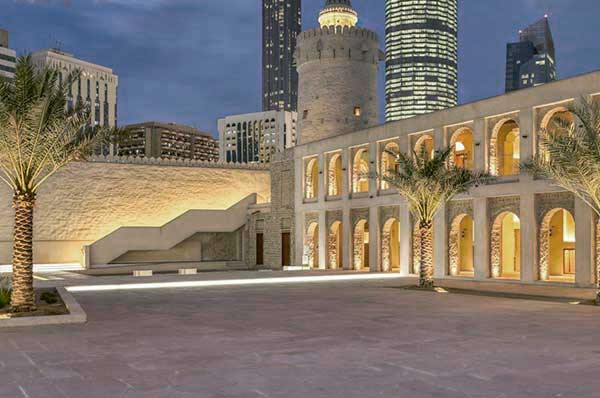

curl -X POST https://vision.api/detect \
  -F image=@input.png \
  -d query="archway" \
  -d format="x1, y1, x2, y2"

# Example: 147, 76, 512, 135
380, 142, 399, 190
491, 120, 520, 176
540, 108, 574, 160
491, 212, 520, 279
539, 209, 575, 282
449, 214, 474, 276
415, 135, 434, 160
353, 220, 369, 270
305, 158, 319, 199
328, 221, 343, 269
327, 154, 343, 196
352, 148, 369, 193
304, 222, 319, 268
381, 218, 400, 272
450, 128, 474, 170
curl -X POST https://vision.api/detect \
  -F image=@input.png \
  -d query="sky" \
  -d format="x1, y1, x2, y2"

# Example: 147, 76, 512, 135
3, 0, 600, 137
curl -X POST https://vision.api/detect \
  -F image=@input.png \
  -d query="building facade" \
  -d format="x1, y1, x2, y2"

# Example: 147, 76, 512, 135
262, 0, 301, 112
385, 0, 458, 121
506, 17, 557, 92
218, 111, 297, 164
31, 48, 119, 129
296, 0, 382, 144
119, 122, 219, 162
0, 29, 16, 80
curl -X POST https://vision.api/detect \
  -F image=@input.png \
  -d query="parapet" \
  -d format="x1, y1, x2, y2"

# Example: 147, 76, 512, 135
297, 25, 379, 41
87, 155, 270, 171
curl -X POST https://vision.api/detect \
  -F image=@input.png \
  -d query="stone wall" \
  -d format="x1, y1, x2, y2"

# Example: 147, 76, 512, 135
0, 158, 271, 264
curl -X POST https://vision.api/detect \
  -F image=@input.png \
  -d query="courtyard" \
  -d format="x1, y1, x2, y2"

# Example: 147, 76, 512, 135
0, 274, 599, 397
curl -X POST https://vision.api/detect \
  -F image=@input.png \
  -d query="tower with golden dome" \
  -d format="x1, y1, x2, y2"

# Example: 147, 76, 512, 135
295, 0, 383, 144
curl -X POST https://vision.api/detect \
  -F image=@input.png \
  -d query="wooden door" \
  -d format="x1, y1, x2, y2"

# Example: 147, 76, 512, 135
256, 233, 264, 266
282, 233, 291, 267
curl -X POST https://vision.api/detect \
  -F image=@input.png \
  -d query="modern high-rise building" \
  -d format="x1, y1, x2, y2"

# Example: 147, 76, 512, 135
262, 0, 302, 112
505, 16, 557, 93
385, 0, 458, 122
0, 29, 17, 80
119, 122, 219, 162
218, 111, 297, 164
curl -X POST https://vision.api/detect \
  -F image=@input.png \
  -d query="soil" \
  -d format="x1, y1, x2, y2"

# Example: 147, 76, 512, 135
0, 288, 69, 318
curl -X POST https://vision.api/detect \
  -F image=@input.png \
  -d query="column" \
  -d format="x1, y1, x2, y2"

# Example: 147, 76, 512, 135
317, 153, 326, 203
295, 211, 305, 267
575, 198, 594, 286
341, 149, 350, 200
369, 206, 380, 272
520, 192, 536, 282
472, 118, 486, 172
368, 141, 378, 197
433, 205, 447, 278
473, 198, 489, 280
342, 207, 352, 271
399, 204, 412, 276
519, 107, 535, 169
318, 210, 327, 270
433, 127, 445, 151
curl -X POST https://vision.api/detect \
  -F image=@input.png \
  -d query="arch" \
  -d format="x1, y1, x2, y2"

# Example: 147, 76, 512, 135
539, 208, 575, 282
381, 218, 400, 272
449, 214, 474, 276
353, 219, 369, 270
305, 158, 319, 199
450, 128, 474, 170
490, 212, 521, 279
490, 119, 520, 176
352, 148, 369, 193
327, 153, 343, 196
539, 108, 575, 160
414, 134, 434, 160
304, 222, 319, 269
380, 142, 399, 190
328, 221, 343, 269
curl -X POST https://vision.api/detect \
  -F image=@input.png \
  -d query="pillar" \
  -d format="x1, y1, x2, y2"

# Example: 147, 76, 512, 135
341, 149, 350, 200
295, 211, 305, 267
318, 210, 327, 270
368, 142, 378, 197
473, 198, 489, 280
369, 206, 380, 272
317, 153, 326, 203
519, 107, 535, 167
575, 198, 594, 286
399, 203, 411, 276
342, 207, 352, 271
472, 118, 486, 173
433, 205, 446, 278
520, 192, 536, 282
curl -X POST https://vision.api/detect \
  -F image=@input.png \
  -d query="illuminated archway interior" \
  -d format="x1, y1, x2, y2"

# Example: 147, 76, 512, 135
415, 135, 434, 160
540, 209, 575, 281
305, 158, 319, 199
449, 214, 474, 276
495, 121, 520, 176
380, 142, 399, 190
353, 220, 369, 270
451, 129, 474, 170
305, 222, 319, 268
352, 149, 369, 193
491, 212, 521, 279
327, 154, 343, 196
328, 221, 343, 269
381, 218, 400, 272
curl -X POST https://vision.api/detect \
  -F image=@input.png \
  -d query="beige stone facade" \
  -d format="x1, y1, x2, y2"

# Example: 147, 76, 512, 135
295, 70, 600, 289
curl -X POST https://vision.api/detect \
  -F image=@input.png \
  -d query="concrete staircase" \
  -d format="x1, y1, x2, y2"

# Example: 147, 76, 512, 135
84, 194, 257, 268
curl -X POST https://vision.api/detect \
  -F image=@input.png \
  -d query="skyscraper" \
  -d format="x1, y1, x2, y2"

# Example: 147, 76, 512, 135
262, 0, 302, 112
505, 17, 557, 93
0, 29, 16, 80
385, 0, 458, 122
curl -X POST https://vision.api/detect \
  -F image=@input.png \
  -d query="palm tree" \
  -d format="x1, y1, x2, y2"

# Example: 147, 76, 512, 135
525, 98, 600, 304
382, 146, 491, 288
0, 56, 116, 312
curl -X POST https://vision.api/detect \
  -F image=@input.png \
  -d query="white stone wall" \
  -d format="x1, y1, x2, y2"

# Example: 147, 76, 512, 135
0, 159, 270, 264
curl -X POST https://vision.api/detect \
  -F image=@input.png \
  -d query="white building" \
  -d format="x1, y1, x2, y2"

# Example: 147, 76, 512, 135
0, 29, 16, 80
218, 110, 297, 163
31, 48, 119, 130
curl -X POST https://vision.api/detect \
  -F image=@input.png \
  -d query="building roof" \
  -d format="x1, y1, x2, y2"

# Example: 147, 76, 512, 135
125, 121, 216, 140
324, 0, 352, 8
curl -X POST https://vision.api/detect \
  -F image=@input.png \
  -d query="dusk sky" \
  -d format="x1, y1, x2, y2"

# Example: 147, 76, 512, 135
3, 0, 600, 137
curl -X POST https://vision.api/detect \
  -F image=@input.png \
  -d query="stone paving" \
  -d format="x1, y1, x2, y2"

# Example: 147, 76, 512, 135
1, 276, 600, 397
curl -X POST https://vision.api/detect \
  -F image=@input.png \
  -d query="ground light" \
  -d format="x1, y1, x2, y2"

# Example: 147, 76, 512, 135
66, 273, 407, 293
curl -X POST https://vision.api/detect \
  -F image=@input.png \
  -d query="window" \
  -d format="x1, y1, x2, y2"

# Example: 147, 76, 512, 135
354, 106, 362, 117
303, 110, 309, 120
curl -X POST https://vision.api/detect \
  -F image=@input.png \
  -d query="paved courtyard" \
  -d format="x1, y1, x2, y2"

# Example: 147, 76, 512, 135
1, 277, 600, 397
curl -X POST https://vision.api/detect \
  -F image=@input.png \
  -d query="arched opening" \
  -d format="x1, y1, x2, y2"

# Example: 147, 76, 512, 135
305, 158, 319, 199
450, 129, 474, 170
381, 218, 400, 272
449, 214, 474, 277
540, 209, 575, 282
328, 221, 343, 269
304, 222, 319, 269
491, 120, 520, 176
491, 212, 521, 279
353, 220, 369, 270
380, 142, 399, 190
327, 154, 343, 196
352, 148, 369, 193
540, 109, 575, 160
415, 135, 434, 160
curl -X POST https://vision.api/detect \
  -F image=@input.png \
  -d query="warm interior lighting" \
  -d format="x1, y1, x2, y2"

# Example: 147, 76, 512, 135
354, 106, 362, 117
563, 211, 576, 243
318, 7, 358, 28
455, 141, 465, 152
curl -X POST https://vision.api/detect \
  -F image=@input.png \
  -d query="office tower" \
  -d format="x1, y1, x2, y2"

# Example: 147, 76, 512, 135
262, 0, 302, 112
119, 122, 219, 162
506, 16, 557, 92
218, 110, 297, 164
0, 29, 17, 80
385, 0, 458, 121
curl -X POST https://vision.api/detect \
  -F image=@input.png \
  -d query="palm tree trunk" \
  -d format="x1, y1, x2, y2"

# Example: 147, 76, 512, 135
419, 220, 434, 288
10, 193, 36, 313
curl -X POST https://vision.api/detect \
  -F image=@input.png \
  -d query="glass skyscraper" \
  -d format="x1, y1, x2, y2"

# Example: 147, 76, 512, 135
262, 0, 302, 112
385, 0, 458, 122
505, 17, 557, 93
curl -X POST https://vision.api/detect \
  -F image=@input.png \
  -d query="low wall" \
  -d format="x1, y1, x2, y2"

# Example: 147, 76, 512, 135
0, 158, 271, 265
